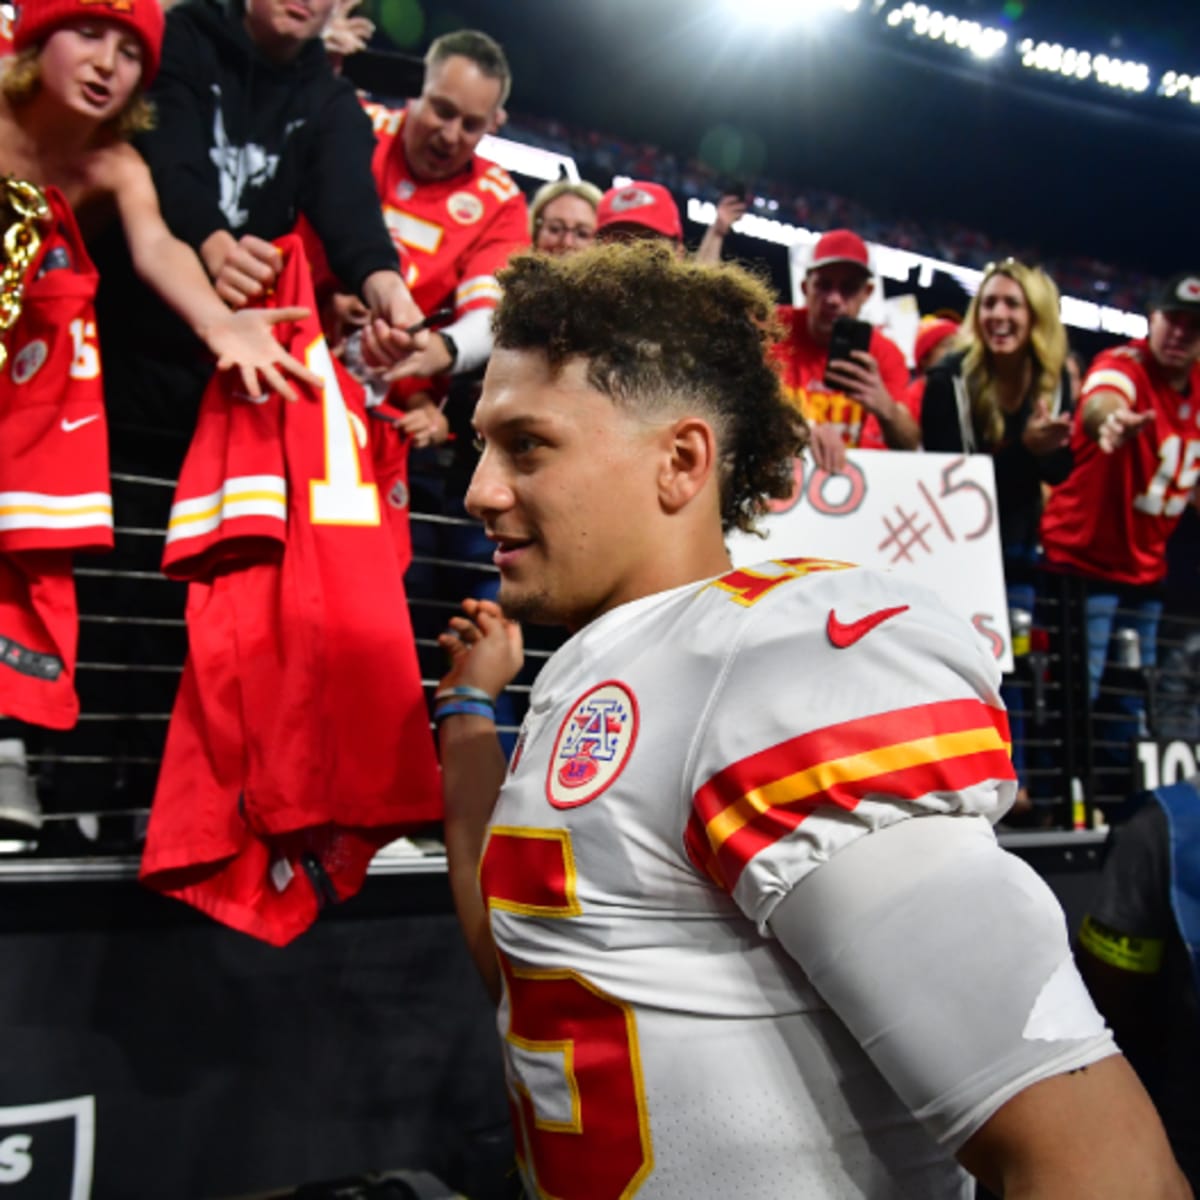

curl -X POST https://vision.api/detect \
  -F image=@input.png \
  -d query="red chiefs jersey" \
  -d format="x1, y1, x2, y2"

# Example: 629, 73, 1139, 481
139, 235, 441, 946
368, 401, 416, 573
1041, 338, 1200, 586
365, 102, 530, 320
0, 185, 111, 729
772, 307, 912, 450
0, 7, 11, 54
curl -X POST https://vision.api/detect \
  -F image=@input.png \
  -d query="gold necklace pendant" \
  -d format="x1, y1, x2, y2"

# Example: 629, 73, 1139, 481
0, 177, 53, 373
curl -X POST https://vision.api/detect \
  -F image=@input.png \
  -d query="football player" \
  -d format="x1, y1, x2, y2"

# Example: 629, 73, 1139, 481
434, 243, 1189, 1200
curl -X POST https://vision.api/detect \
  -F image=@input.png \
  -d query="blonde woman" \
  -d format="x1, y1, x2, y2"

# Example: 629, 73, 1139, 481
922, 259, 1074, 576
529, 179, 602, 256
922, 260, 1075, 807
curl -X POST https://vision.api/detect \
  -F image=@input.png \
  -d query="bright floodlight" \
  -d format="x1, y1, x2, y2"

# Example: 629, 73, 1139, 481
726, 0, 861, 25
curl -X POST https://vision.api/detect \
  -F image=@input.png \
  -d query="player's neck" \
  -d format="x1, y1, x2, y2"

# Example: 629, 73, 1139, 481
567, 535, 732, 634
632, 530, 732, 609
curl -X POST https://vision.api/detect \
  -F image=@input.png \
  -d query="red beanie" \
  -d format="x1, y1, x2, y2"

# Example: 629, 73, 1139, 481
14, 0, 165, 83
913, 317, 961, 368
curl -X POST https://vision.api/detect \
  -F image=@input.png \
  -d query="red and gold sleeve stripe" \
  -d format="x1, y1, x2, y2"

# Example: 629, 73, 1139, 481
685, 699, 1014, 891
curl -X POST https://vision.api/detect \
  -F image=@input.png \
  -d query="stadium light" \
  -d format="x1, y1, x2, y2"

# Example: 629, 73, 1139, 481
885, 6, 1006, 62
724, 0, 861, 26
1015, 37, 1149, 93
1159, 69, 1200, 104
879, 9, 1186, 109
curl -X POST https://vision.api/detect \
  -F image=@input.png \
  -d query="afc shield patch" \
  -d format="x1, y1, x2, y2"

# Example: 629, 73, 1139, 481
387, 479, 409, 511
447, 191, 484, 225
0, 1096, 94, 1199
546, 681, 638, 809
10, 340, 47, 385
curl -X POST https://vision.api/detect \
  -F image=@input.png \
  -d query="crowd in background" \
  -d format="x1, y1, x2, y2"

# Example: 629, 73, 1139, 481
1, 3, 1199, 1193
0, 0, 1196, 827
510, 110, 1160, 313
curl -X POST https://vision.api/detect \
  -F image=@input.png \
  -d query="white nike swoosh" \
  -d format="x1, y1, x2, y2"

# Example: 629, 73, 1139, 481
60, 415, 100, 433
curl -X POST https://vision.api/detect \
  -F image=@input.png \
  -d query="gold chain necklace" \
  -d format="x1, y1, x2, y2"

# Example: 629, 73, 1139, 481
0, 177, 53, 373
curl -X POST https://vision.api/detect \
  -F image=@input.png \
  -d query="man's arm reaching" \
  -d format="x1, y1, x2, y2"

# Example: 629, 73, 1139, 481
105, 147, 321, 399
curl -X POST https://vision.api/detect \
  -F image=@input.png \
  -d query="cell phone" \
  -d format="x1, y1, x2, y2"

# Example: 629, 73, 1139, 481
824, 316, 873, 387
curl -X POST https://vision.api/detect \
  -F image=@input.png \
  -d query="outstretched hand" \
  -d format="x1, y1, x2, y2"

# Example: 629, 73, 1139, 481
207, 306, 324, 401
1021, 397, 1074, 456
1098, 405, 1154, 454
438, 598, 524, 700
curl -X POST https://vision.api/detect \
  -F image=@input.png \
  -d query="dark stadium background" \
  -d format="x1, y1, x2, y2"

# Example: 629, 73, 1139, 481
366, 0, 1200, 278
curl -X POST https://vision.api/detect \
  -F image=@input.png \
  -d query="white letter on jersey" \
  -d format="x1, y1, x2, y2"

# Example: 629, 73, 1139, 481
1133, 435, 1200, 517
478, 165, 520, 204
306, 339, 381, 527
68, 319, 100, 380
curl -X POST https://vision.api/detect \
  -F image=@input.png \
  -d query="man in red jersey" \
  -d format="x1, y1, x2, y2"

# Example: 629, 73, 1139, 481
348, 30, 529, 444
1041, 273, 1200, 701
773, 228, 920, 474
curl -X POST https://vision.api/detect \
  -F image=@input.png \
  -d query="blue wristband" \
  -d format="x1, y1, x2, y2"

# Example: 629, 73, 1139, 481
434, 699, 496, 724
434, 685, 495, 705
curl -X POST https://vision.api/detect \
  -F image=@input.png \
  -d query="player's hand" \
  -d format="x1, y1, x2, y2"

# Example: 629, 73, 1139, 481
203, 234, 283, 309
1021, 397, 1073, 456
396, 400, 450, 448
438, 598, 524, 699
712, 194, 748, 236
206, 306, 324, 401
1097, 405, 1154, 453
807, 422, 849, 474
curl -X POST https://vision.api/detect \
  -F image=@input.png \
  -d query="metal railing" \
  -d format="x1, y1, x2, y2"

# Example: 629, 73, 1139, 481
4, 468, 1197, 861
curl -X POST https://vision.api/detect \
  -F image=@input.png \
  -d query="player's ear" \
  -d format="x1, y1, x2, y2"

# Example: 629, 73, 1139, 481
490, 106, 508, 134
657, 417, 718, 515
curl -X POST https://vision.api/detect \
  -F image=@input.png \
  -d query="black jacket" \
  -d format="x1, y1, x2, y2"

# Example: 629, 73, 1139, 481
93, 0, 398, 453
921, 348, 1075, 564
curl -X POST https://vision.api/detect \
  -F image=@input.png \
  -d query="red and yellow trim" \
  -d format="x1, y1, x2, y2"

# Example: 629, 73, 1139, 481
708, 557, 854, 608
686, 698, 1014, 890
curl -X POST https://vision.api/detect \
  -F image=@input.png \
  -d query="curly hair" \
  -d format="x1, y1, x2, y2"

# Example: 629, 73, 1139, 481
493, 243, 808, 534
1, 47, 156, 137
961, 259, 1067, 446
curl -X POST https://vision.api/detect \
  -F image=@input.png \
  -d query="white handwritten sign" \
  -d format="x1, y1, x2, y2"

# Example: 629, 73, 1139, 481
726, 450, 1015, 672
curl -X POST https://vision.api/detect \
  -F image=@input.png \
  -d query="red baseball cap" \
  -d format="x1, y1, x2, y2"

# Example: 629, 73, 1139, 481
596, 182, 683, 241
914, 317, 961, 367
14, 0, 164, 81
808, 229, 870, 273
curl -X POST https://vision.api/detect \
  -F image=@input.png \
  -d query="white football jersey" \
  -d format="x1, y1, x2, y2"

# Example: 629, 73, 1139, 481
481, 558, 1016, 1199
